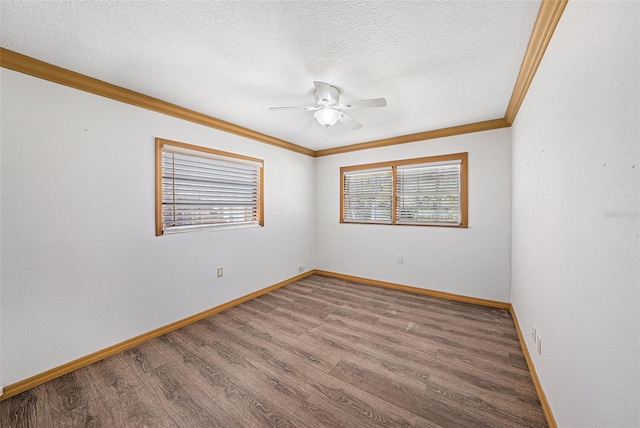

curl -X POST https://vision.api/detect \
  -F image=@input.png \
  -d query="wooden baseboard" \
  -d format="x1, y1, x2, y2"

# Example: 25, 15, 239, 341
509, 306, 557, 428
0, 270, 314, 401
2, 268, 557, 428
313, 270, 511, 309
315, 269, 555, 426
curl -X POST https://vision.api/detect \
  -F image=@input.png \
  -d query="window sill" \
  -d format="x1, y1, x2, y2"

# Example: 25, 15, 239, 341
161, 222, 263, 235
340, 221, 468, 228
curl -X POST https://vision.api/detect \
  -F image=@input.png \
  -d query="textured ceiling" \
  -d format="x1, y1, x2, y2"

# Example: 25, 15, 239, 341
0, 1, 541, 151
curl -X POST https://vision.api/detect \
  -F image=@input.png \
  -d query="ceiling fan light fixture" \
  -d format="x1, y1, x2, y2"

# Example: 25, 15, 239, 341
314, 107, 341, 127
269, 81, 385, 130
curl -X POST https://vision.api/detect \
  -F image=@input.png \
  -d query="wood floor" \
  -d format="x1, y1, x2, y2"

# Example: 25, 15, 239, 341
1, 274, 547, 427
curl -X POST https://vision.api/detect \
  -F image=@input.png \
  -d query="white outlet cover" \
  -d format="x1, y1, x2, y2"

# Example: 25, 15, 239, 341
536, 335, 542, 355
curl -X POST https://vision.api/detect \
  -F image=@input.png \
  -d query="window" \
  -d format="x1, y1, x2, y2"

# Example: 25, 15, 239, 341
155, 138, 263, 235
342, 167, 394, 223
341, 152, 467, 227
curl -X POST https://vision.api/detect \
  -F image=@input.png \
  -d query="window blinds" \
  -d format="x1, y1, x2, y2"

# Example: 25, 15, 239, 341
161, 144, 262, 233
343, 167, 393, 223
341, 157, 463, 226
396, 160, 461, 225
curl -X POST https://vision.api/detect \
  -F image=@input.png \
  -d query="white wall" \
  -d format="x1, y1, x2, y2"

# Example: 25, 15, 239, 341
0, 69, 316, 386
0, 69, 3, 393
511, 1, 640, 427
315, 128, 512, 302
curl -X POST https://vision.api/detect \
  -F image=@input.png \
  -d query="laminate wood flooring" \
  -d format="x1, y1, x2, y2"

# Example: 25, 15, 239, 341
1, 274, 548, 427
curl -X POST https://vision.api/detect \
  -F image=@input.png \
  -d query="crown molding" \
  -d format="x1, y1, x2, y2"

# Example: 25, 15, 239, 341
505, 0, 568, 125
0, 47, 315, 157
1, 1, 565, 157
315, 0, 568, 157
313, 118, 510, 157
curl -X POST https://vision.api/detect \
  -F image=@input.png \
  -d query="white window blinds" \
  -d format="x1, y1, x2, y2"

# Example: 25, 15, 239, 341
157, 140, 263, 235
343, 167, 393, 223
396, 160, 462, 225
341, 153, 467, 227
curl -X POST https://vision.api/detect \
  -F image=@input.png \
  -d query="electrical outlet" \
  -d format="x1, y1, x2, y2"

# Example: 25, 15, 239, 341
397, 254, 404, 264
532, 325, 537, 342
298, 265, 305, 272
536, 335, 542, 355
217, 268, 223, 278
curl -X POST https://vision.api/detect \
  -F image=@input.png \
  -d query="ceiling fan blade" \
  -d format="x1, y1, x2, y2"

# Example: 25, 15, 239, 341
313, 81, 337, 104
338, 112, 362, 130
301, 115, 316, 131
339, 98, 387, 110
269, 106, 317, 111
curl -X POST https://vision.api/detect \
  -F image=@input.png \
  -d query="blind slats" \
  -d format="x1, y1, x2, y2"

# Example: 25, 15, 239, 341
343, 168, 393, 222
343, 157, 463, 226
164, 162, 258, 177
165, 164, 258, 178
396, 164, 460, 225
161, 145, 262, 233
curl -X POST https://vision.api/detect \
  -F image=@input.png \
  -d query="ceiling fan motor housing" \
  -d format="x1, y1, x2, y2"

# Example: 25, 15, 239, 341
315, 84, 340, 105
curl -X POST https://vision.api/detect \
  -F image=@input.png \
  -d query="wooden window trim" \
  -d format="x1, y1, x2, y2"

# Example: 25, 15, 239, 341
340, 152, 468, 227
155, 137, 264, 236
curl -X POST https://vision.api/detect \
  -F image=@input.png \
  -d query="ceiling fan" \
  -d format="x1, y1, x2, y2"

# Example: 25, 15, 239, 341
269, 81, 387, 130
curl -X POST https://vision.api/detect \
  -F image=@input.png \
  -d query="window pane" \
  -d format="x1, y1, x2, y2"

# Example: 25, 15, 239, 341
340, 153, 466, 227
343, 169, 393, 222
158, 140, 263, 234
396, 164, 460, 225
